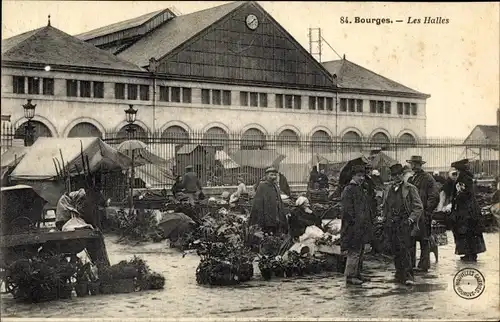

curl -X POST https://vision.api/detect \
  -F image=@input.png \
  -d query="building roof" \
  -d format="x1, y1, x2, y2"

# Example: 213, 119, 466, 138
463, 125, 499, 146
322, 58, 429, 98
76, 9, 169, 41
2, 25, 145, 72
116, 1, 246, 67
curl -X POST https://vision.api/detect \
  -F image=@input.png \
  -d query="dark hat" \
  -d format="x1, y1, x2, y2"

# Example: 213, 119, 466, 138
390, 163, 404, 175
265, 167, 278, 174
451, 158, 469, 170
351, 164, 366, 175
406, 155, 426, 164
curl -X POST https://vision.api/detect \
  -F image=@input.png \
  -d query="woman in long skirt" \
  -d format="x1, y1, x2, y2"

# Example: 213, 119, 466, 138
449, 159, 486, 262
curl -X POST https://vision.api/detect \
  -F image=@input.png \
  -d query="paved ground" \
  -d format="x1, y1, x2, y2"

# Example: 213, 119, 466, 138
2, 231, 499, 320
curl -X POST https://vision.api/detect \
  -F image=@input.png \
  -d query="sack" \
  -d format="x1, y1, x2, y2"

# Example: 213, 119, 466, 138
62, 215, 93, 231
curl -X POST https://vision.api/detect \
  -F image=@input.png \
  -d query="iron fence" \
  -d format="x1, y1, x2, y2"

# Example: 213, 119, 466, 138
1, 125, 498, 200
102, 130, 500, 190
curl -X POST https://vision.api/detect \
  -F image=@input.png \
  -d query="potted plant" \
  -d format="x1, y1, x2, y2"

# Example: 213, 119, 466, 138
258, 256, 273, 281
271, 256, 285, 278
74, 262, 91, 297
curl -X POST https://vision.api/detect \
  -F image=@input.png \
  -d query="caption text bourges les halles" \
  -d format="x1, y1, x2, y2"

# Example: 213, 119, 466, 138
340, 16, 450, 25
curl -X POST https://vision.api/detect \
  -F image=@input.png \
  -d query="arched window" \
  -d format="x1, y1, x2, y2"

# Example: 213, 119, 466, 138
241, 128, 266, 150
311, 130, 332, 152
116, 124, 147, 143
341, 131, 363, 152
161, 126, 190, 144
14, 121, 53, 142
277, 129, 300, 147
203, 127, 229, 147
398, 133, 417, 147
370, 132, 390, 148
68, 122, 103, 138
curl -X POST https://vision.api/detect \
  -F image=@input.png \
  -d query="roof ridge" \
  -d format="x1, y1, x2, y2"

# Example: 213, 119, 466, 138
344, 58, 422, 94
2, 26, 45, 56
2, 26, 44, 42
75, 8, 169, 39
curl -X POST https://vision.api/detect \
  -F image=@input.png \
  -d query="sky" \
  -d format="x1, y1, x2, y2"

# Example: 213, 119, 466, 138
2, 1, 499, 139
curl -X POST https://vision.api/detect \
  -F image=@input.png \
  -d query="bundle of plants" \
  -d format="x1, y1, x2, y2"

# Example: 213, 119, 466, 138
195, 242, 254, 286
97, 256, 165, 294
110, 208, 165, 244
5, 254, 77, 303
175, 209, 253, 252
259, 233, 288, 257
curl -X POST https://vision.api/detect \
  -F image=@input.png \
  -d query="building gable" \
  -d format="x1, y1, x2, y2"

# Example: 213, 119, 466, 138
156, 1, 333, 90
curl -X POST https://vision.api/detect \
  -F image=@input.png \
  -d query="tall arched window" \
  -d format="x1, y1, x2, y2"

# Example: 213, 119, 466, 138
68, 122, 103, 138
277, 129, 300, 147
398, 133, 417, 147
161, 126, 190, 144
311, 130, 333, 152
370, 132, 390, 149
241, 128, 266, 150
14, 121, 53, 142
341, 131, 363, 151
203, 127, 230, 148
116, 124, 148, 143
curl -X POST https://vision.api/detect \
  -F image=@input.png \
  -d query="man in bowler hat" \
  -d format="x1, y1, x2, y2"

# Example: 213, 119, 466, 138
341, 164, 373, 285
382, 163, 423, 285
407, 155, 439, 273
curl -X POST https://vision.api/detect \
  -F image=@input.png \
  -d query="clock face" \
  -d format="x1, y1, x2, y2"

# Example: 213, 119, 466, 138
246, 14, 259, 30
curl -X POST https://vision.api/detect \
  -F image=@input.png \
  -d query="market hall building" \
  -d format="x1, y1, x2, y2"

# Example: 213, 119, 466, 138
1, 1, 430, 149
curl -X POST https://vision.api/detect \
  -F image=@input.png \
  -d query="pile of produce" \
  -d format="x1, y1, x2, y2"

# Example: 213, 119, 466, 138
107, 208, 165, 243
97, 256, 165, 294
195, 242, 254, 286
4, 254, 76, 303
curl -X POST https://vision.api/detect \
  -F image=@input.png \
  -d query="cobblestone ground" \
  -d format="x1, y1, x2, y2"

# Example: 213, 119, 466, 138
2, 231, 499, 320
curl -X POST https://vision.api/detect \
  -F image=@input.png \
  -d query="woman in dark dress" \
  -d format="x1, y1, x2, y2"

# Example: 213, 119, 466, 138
288, 196, 322, 239
449, 159, 486, 262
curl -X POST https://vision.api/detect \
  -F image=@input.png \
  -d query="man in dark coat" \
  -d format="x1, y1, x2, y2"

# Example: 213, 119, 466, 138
341, 164, 373, 285
449, 159, 486, 262
255, 166, 291, 197
382, 163, 423, 285
182, 165, 203, 202
308, 166, 320, 190
407, 155, 439, 273
317, 169, 329, 190
250, 167, 288, 234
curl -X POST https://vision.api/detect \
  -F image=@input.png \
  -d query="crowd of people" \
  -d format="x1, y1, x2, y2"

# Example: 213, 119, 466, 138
341, 156, 487, 285
246, 156, 488, 287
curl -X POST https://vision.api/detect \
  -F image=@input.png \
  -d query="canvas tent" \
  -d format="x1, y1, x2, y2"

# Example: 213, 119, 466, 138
9, 137, 133, 205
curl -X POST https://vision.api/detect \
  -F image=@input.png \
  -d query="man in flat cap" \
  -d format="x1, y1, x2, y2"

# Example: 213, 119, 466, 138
448, 158, 486, 262
341, 164, 373, 285
406, 155, 439, 273
382, 163, 423, 285
250, 167, 287, 234
182, 165, 203, 203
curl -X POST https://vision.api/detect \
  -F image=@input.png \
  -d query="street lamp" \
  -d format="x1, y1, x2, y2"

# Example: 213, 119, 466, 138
124, 105, 137, 210
22, 99, 37, 147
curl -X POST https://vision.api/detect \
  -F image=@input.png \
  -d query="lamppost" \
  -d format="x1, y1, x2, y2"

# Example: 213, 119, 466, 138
22, 99, 36, 147
125, 105, 137, 210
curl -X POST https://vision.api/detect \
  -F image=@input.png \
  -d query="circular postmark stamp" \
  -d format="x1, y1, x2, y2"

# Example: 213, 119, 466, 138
453, 267, 485, 300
